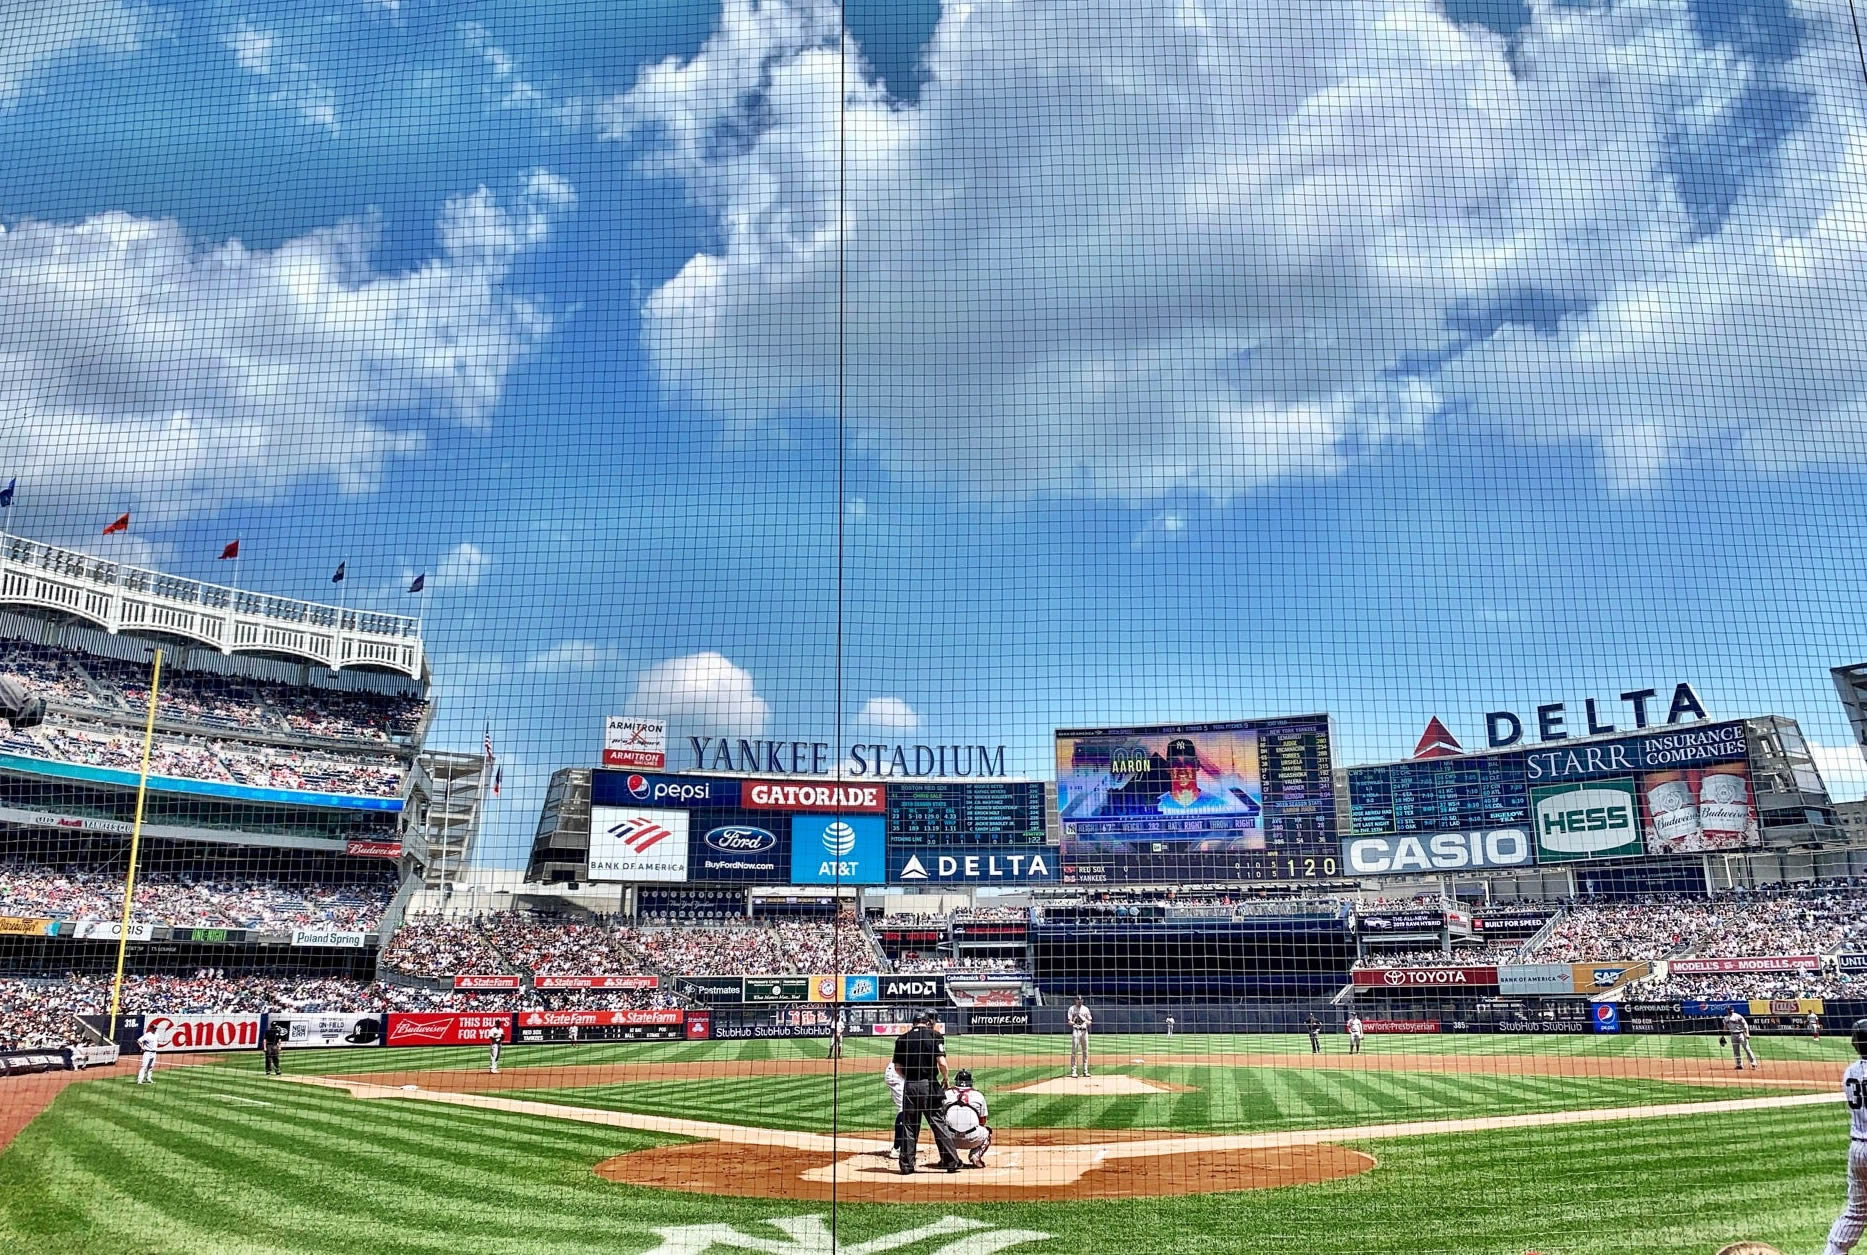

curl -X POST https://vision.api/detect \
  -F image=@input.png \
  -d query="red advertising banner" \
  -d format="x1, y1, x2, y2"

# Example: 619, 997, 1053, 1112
453, 974, 523, 990
346, 840, 403, 859
1668, 956, 1820, 974
685, 1010, 712, 1040
1351, 966, 1499, 989
143, 1013, 263, 1052
740, 780, 886, 812
384, 1013, 513, 1046
515, 1009, 683, 1029
531, 975, 659, 990
1360, 1019, 1442, 1034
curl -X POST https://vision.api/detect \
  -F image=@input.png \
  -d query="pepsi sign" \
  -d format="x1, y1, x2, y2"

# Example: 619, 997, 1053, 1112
592, 770, 736, 808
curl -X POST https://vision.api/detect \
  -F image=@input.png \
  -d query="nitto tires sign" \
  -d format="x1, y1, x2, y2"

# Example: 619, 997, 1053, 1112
1352, 966, 1499, 989
144, 1014, 262, 1052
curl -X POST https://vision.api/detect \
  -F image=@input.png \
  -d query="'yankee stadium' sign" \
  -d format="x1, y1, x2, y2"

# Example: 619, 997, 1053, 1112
688, 737, 1007, 778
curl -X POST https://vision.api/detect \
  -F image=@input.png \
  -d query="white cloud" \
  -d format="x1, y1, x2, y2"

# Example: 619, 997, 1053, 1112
224, 23, 273, 75
524, 639, 618, 672
628, 651, 772, 737
857, 695, 920, 731
1809, 737, 1867, 803
0, 0, 159, 109
434, 542, 491, 589
0, 172, 572, 521
1130, 510, 1187, 549
611, 0, 1867, 499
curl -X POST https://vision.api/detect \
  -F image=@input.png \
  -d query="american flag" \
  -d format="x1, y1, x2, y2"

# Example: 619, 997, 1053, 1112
484, 727, 495, 763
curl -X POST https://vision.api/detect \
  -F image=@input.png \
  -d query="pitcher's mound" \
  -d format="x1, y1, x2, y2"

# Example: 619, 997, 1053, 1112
1005, 1074, 1194, 1096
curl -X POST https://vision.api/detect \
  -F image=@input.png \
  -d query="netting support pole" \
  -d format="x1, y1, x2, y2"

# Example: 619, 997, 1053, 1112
107, 646, 163, 1039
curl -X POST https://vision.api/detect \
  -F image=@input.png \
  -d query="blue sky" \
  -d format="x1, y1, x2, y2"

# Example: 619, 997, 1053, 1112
4, 0, 1867, 867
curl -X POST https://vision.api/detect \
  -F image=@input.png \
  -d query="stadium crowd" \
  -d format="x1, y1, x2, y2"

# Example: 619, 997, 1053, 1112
1520, 887, 1867, 963
0, 972, 685, 1049
0, 641, 426, 745
0, 861, 394, 931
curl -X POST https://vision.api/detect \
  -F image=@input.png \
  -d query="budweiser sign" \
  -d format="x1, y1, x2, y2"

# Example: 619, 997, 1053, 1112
346, 840, 402, 859
516, 1009, 683, 1028
384, 1013, 512, 1046
531, 975, 658, 990
1667, 956, 1820, 975
453, 974, 523, 990
1352, 966, 1499, 988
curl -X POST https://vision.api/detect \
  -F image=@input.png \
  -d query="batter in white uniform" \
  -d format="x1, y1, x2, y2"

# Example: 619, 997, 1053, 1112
1347, 1014, 1364, 1055
1823, 1019, 1867, 1254
1067, 996, 1093, 1078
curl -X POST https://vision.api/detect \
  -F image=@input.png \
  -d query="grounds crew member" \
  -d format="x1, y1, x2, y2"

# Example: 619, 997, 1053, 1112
263, 1022, 285, 1076
892, 1010, 960, 1174
1821, 1019, 1867, 1255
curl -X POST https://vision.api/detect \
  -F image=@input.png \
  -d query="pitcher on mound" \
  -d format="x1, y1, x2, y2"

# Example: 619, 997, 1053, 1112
1068, 995, 1093, 1078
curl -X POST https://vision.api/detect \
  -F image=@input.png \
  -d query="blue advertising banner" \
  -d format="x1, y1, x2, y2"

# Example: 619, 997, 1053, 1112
686, 812, 790, 882
592, 770, 739, 808
1520, 720, 1749, 784
888, 845, 1059, 884
842, 974, 880, 1002
1680, 1000, 1750, 1017
789, 814, 887, 885
1591, 1004, 1621, 1034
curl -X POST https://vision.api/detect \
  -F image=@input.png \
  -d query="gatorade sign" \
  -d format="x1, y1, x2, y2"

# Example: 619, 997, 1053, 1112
1530, 779, 1641, 862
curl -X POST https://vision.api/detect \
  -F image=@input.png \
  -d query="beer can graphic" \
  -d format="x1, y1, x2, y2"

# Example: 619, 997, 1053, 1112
1697, 764, 1753, 849
1645, 771, 1703, 853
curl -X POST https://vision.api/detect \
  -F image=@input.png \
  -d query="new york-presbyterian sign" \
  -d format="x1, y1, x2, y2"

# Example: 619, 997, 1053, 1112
687, 737, 1008, 778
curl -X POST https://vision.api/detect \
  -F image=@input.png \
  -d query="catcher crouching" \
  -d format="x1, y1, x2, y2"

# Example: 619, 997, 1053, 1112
941, 1070, 993, 1168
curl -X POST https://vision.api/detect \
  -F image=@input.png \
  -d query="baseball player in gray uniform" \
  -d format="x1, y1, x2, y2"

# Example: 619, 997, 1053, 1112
1822, 1019, 1867, 1254
1723, 1008, 1759, 1069
1067, 996, 1093, 1077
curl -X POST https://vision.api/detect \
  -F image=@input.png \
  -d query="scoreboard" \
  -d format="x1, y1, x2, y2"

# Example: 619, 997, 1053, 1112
885, 781, 1048, 845
1348, 753, 1530, 836
1056, 715, 1340, 884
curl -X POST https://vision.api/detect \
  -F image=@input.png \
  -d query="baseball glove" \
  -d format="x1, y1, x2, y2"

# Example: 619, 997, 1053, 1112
1718, 1036, 1727, 1047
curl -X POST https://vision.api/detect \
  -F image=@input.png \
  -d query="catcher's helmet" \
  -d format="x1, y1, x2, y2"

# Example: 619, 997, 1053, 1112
1851, 1018, 1867, 1057
954, 1068, 974, 1088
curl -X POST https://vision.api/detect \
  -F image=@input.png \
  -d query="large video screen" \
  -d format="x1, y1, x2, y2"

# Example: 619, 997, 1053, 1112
1054, 716, 1336, 883
1343, 720, 1759, 875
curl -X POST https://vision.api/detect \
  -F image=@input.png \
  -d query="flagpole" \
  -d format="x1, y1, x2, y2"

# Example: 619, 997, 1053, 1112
107, 648, 163, 1040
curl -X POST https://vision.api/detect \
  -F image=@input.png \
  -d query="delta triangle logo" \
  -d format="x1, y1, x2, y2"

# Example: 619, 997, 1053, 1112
899, 855, 929, 880
1412, 717, 1463, 760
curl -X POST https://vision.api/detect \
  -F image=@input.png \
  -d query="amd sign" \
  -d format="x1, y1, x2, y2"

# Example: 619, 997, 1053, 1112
1342, 829, 1532, 876
877, 974, 947, 1001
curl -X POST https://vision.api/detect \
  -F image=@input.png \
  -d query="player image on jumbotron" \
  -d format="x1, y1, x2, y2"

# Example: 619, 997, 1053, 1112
1057, 725, 1264, 852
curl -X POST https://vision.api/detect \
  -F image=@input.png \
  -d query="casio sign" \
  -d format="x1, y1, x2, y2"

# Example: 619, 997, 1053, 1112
703, 825, 777, 854
1344, 830, 1531, 875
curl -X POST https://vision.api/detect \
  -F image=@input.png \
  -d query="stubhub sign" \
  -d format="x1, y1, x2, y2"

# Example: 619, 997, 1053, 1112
789, 815, 886, 885
887, 846, 1058, 884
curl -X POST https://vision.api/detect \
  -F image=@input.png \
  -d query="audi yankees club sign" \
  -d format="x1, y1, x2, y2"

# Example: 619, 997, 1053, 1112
1352, 966, 1501, 989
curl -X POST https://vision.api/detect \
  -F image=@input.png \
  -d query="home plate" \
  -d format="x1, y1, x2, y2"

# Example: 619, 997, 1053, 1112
1005, 1074, 1181, 1096
803, 1146, 1100, 1187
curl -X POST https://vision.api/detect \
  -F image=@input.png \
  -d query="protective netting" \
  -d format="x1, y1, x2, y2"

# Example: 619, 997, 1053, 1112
5, 3, 1867, 1253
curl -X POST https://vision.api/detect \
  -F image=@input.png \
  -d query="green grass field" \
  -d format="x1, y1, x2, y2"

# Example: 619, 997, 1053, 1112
0, 1033, 1854, 1255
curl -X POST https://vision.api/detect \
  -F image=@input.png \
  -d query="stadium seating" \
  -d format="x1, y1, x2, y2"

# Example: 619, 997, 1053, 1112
0, 859, 395, 931
1517, 887, 1867, 963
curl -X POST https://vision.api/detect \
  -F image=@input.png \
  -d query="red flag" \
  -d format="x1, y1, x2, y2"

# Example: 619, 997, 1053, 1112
102, 513, 129, 535
219, 540, 240, 560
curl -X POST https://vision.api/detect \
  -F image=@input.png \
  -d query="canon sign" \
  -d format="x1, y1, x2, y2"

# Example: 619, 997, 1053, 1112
1342, 829, 1532, 875
144, 1014, 262, 1052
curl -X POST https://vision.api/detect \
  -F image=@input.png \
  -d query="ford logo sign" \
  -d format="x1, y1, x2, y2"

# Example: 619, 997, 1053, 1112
705, 825, 777, 854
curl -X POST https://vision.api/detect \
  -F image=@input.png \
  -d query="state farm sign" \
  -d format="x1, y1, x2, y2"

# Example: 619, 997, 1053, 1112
144, 1014, 262, 1052
515, 1009, 682, 1029
384, 1013, 512, 1046
531, 975, 658, 990
1352, 966, 1499, 988
453, 974, 523, 990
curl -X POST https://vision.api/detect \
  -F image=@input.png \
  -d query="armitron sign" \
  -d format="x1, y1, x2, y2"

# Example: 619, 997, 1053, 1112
1351, 967, 1499, 988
